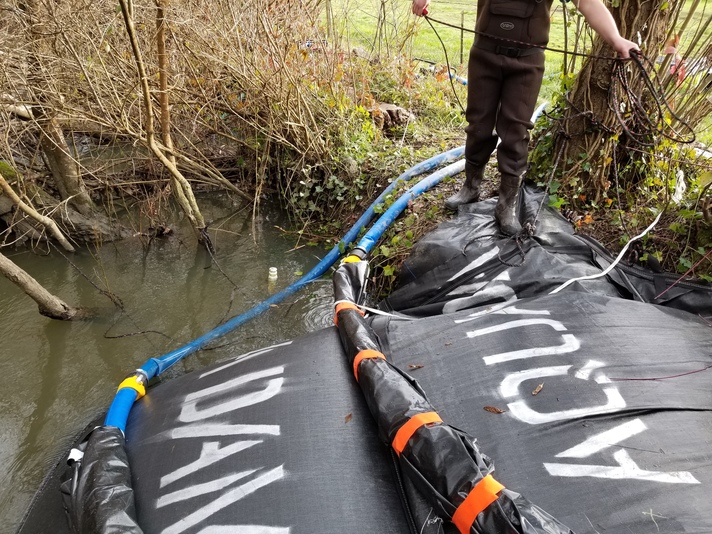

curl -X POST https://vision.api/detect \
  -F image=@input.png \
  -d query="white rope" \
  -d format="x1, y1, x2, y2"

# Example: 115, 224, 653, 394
549, 210, 663, 295
333, 299, 414, 320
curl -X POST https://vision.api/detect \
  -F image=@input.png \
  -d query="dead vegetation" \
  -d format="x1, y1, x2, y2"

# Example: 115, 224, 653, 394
0, 0, 399, 249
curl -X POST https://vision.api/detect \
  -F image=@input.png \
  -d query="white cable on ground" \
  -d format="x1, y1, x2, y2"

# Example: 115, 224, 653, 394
549, 210, 664, 295
333, 299, 414, 320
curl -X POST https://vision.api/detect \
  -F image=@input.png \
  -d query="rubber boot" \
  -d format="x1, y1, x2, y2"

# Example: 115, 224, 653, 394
495, 175, 522, 236
444, 163, 485, 211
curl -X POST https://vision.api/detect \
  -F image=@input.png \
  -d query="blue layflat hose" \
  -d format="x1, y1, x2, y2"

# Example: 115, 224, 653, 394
356, 159, 465, 254
104, 146, 464, 431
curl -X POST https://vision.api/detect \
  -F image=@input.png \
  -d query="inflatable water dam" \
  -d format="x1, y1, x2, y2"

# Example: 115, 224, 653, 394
17, 185, 712, 534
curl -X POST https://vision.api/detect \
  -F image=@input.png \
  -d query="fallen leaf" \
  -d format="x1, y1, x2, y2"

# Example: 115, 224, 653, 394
664, 34, 680, 55
483, 406, 506, 414
344, 413, 353, 423
675, 60, 686, 86
408, 364, 424, 370
532, 383, 544, 396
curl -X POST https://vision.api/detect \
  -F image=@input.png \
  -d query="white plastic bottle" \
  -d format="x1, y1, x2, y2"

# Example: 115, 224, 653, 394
267, 267, 278, 292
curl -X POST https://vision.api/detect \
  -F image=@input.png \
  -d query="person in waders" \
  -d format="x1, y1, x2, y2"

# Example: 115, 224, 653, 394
412, 0, 639, 235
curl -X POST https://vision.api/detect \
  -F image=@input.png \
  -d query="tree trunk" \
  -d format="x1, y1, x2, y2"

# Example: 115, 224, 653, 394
39, 115, 95, 217
0, 172, 75, 251
25, 0, 95, 217
554, 0, 677, 201
0, 251, 79, 320
118, 0, 209, 243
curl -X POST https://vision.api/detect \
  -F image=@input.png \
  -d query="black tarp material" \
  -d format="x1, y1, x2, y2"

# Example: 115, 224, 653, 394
372, 290, 712, 533
334, 258, 574, 534
384, 184, 712, 317
61, 426, 142, 534
371, 186, 712, 532
123, 328, 413, 534
21, 185, 712, 534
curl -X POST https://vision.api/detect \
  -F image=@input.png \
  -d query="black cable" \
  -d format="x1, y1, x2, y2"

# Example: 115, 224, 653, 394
50, 242, 124, 309
424, 15, 619, 61
424, 15, 467, 114
609, 51, 696, 146
423, 14, 696, 148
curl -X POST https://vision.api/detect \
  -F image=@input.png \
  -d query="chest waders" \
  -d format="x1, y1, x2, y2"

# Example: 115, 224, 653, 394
446, 0, 552, 236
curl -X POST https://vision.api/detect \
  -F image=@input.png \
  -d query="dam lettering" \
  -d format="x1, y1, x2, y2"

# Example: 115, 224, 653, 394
465, 309, 699, 485
158, 344, 291, 534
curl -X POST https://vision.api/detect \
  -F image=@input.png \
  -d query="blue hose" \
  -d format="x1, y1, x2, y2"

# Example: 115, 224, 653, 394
104, 147, 464, 432
104, 389, 138, 430
449, 72, 467, 86
356, 159, 465, 253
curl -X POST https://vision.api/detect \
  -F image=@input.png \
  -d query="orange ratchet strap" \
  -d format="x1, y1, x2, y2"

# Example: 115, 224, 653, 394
392, 411, 442, 455
352, 349, 386, 381
333, 301, 364, 325
451, 474, 505, 533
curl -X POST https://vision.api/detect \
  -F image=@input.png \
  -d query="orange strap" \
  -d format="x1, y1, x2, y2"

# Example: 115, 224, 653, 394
352, 349, 386, 381
392, 411, 442, 455
333, 302, 364, 325
451, 475, 505, 533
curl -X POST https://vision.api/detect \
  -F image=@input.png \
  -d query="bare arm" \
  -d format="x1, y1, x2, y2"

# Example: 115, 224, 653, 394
572, 0, 640, 58
412, 0, 430, 17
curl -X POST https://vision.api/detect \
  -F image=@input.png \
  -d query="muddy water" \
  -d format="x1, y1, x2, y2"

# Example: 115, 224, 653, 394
0, 194, 335, 531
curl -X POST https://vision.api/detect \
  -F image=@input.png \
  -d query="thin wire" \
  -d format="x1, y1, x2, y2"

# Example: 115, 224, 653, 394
424, 16, 467, 114
526, 141, 567, 236
423, 14, 696, 146
497, 236, 528, 267
654, 247, 712, 300
612, 147, 631, 240
50, 242, 124, 309
498, 136, 566, 267
609, 52, 696, 146
333, 299, 414, 320
609, 364, 712, 382
424, 15, 620, 60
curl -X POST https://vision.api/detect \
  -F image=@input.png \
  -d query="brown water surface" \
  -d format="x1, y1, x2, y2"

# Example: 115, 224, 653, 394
0, 194, 333, 531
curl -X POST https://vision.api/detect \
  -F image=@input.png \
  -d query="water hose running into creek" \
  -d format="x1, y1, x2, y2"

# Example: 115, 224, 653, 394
104, 147, 465, 432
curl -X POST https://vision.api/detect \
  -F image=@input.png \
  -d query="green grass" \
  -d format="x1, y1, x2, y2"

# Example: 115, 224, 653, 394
329, 0, 613, 109
329, 0, 712, 121
324, 0, 712, 281
698, 114, 712, 145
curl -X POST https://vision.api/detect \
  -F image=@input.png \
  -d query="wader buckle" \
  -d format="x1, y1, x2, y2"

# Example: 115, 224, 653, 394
495, 45, 523, 58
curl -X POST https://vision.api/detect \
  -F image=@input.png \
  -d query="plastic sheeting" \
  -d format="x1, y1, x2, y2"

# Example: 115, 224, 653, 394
61, 426, 142, 534
383, 185, 712, 316
334, 261, 574, 533
122, 329, 413, 534
371, 289, 712, 532
20, 185, 712, 533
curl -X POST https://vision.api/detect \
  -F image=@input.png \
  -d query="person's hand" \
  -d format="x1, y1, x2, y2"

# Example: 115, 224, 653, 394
612, 36, 640, 59
412, 0, 430, 17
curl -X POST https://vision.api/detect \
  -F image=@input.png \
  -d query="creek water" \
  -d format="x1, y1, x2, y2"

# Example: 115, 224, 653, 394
0, 194, 335, 532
